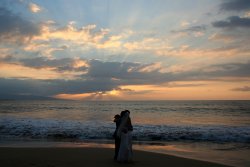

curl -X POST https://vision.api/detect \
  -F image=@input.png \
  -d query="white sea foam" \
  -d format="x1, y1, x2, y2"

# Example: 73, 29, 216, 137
1, 116, 249, 143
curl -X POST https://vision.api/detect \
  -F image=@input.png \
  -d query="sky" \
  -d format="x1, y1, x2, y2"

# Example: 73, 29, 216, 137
0, 0, 250, 100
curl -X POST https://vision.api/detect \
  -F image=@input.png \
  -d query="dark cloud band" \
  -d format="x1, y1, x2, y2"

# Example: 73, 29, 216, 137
1, 56, 250, 99
212, 16, 250, 29
0, 6, 40, 43
220, 0, 250, 11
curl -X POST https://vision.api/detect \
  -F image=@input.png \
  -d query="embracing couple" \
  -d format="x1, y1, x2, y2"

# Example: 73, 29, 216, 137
113, 110, 133, 162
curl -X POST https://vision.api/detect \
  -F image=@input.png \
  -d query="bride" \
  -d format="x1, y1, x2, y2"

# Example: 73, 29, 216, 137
116, 110, 133, 162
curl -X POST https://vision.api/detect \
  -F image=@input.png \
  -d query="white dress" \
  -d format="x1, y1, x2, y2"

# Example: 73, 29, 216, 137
117, 113, 133, 162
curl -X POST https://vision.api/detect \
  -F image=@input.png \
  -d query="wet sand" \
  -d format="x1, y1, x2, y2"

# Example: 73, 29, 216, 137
0, 147, 231, 167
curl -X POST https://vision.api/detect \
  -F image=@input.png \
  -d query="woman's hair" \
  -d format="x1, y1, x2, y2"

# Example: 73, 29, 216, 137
114, 114, 120, 119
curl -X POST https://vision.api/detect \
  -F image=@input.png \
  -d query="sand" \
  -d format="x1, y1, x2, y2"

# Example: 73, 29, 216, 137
0, 147, 231, 167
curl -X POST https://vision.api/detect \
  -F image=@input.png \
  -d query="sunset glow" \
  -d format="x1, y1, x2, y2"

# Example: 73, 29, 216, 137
0, 0, 250, 100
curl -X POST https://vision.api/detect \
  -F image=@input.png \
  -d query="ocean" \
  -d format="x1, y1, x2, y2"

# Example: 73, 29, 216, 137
0, 100, 250, 166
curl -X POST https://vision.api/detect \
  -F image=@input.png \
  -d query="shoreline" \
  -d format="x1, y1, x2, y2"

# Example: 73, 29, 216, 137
1, 140, 248, 167
0, 147, 231, 167
1, 135, 250, 167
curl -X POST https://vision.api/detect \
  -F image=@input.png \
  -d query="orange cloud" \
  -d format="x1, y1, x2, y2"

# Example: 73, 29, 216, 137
33, 23, 109, 45
209, 33, 234, 43
72, 58, 89, 68
54, 93, 93, 100
119, 81, 250, 100
54, 89, 123, 101
0, 62, 81, 80
29, 3, 42, 13
30, 22, 134, 53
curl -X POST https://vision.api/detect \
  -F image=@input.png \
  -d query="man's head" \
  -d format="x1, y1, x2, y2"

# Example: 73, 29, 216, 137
120, 110, 130, 117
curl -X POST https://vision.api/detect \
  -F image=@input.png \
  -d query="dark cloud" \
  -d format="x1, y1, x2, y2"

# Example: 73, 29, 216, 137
86, 60, 171, 85
0, 58, 171, 98
2, 56, 88, 72
212, 16, 250, 29
220, 0, 250, 11
0, 6, 40, 43
231, 86, 250, 92
171, 25, 206, 34
0, 78, 118, 98
21, 57, 88, 72
214, 63, 250, 77
2, 56, 167, 81
87, 60, 138, 79
184, 25, 206, 32
4, 57, 250, 82
183, 62, 250, 80
20, 57, 71, 69
1, 57, 250, 99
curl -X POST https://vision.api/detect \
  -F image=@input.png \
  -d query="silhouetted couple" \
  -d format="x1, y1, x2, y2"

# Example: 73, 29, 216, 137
113, 110, 133, 162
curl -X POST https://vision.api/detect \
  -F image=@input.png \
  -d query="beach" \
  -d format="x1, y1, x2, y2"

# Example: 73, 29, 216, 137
1, 0, 250, 165
0, 147, 230, 167
1, 100, 250, 166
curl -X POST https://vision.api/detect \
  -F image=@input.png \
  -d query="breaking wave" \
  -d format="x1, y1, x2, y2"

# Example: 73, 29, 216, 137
1, 117, 249, 143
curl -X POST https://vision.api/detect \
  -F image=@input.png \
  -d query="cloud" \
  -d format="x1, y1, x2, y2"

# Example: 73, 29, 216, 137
209, 33, 234, 43
183, 25, 206, 32
171, 25, 206, 37
172, 25, 206, 33
4, 56, 250, 82
180, 21, 190, 27
28, 22, 131, 54
0, 58, 170, 98
19, 57, 89, 72
87, 60, 138, 79
33, 23, 109, 45
29, 3, 42, 13
245, 11, 250, 18
86, 60, 172, 85
231, 86, 250, 91
137, 62, 162, 73
53, 88, 133, 100
30, 22, 137, 55
0, 6, 40, 43
0, 78, 118, 98
155, 43, 248, 58
1, 56, 250, 99
123, 37, 172, 55
220, 0, 250, 11
212, 16, 250, 29
164, 82, 206, 88
193, 62, 250, 79
0, 57, 89, 80
0, 62, 67, 80
1, 55, 89, 72
1, 57, 169, 83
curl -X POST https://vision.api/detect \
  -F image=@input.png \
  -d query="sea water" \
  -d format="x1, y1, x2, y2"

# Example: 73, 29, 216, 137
0, 100, 250, 166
